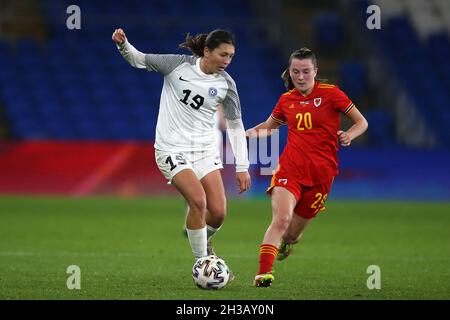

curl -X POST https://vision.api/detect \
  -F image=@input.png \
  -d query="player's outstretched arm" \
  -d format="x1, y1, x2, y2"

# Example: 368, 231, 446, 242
112, 28, 147, 69
112, 28, 127, 46
245, 115, 282, 138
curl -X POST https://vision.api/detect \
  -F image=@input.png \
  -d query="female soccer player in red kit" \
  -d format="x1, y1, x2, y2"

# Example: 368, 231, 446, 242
246, 48, 368, 287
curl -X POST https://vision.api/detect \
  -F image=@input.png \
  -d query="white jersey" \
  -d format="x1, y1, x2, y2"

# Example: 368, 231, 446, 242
143, 54, 241, 152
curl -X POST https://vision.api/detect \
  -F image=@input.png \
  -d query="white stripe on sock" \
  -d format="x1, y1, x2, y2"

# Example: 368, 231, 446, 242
206, 224, 221, 240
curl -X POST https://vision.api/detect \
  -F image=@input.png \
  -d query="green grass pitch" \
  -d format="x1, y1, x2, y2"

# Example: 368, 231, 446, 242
0, 196, 449, 299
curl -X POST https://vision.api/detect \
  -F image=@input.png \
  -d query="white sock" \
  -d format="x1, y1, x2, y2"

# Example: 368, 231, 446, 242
206, 224, 221, 241
186, 226, 207, 259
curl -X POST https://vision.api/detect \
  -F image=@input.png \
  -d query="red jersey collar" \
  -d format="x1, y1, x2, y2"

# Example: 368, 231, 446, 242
294, 81, 319, 98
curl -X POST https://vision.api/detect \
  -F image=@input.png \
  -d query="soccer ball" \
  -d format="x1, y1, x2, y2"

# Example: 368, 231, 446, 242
192, 255, 230, 290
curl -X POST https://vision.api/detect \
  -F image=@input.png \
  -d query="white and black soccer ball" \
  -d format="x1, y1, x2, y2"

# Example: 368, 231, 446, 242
192, 255, 230, 290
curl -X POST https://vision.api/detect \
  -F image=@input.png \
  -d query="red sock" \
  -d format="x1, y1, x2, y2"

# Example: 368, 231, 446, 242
258, 244, 278, 274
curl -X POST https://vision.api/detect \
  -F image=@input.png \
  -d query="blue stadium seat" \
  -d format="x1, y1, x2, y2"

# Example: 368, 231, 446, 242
314, 12, 343, 52
0, 0, 285, 141
365, 109, 395, 147
372, 12, 450, 147
339, 61, 368, 102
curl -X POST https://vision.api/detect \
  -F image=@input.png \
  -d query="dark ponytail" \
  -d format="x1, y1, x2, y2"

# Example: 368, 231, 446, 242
179, 29, 236, 57
179, 33, 208, 56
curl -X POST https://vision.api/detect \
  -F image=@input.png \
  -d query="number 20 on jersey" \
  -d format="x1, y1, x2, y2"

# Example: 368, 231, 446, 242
296, 112, 313, 131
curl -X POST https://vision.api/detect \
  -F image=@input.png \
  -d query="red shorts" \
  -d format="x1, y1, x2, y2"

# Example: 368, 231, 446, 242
266, 169, 334, 220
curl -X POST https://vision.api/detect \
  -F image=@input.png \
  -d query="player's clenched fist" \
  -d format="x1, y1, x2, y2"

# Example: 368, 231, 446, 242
337, 130, 351, 147
112, 28, 127, 45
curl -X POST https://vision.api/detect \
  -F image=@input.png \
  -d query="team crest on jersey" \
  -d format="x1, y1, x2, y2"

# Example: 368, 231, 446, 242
208, 87, 218, 97
313, 98, 322, 107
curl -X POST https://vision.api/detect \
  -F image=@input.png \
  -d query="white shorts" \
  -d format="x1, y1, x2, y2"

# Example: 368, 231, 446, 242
155, 149, 223, 183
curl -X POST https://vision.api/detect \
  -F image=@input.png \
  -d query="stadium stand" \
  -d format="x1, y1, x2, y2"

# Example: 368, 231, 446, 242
349, 0, 450, 147
0, 0, 284, 141
0, 0, 283, 196
0, 0, 448, 200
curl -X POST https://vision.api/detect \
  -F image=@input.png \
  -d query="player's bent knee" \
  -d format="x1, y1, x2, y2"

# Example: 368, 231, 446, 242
273, 216, 291, 233
188, 196, 207, 214
208, 205, 226, 222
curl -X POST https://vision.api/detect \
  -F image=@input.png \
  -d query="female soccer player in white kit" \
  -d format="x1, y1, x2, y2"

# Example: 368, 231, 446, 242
112, 28, 251, 261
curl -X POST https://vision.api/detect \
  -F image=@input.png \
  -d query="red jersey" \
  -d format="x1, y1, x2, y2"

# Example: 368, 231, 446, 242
271, 81, 354, 186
